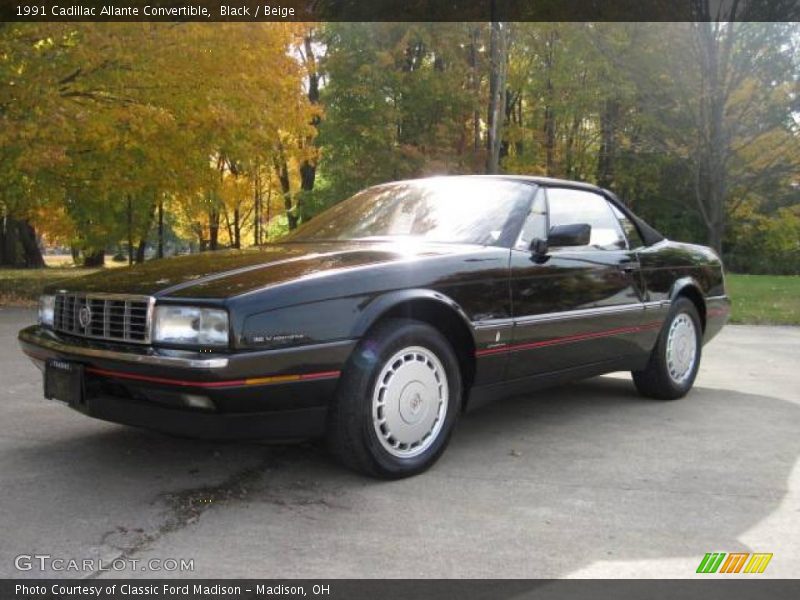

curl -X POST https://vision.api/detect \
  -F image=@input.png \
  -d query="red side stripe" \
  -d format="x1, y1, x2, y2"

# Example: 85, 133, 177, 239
84, 367, 340, 388
298, 370, 342, 381
86, 367, 246, 388
475, 320, 663, 357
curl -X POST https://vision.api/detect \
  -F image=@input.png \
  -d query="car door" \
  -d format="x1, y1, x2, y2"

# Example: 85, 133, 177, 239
506, 186, 646, 380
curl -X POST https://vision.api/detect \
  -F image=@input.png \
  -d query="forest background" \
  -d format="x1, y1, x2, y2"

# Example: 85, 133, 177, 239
1, 19, 798, 275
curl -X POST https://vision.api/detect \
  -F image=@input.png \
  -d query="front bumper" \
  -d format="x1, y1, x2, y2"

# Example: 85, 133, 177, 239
18, 326, 357, 440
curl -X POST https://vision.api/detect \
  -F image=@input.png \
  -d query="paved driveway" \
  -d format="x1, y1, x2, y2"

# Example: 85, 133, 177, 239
1, 306, 798, 578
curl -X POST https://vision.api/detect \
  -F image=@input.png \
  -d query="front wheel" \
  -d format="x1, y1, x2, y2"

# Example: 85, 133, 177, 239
633, 297, 703, 400
327, 318, 462, 478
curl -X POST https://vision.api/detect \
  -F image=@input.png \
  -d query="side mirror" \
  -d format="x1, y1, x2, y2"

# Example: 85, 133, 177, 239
548, 223, 591, 247
529, 238, 548, 256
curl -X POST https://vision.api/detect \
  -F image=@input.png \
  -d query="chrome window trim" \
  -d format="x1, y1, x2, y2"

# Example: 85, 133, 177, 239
513, 187, 548, 251
473, 301, 669, 330
544, 186, 629, 252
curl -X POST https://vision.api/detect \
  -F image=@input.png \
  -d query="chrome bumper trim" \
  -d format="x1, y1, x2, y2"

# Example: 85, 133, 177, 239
18, 328, 229, 369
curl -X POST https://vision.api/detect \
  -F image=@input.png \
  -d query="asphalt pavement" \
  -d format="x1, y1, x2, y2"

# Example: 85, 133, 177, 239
1, 306, 798, 578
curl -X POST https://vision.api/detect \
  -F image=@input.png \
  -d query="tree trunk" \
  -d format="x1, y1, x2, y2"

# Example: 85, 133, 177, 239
486, 21, 508, 174
543, 30, 557, 176
209, 208, 220, 251
127, 195, 134, 266
470, 26, 482, 161
265, 183, 273, 241
299, 32, 321, 208
253, 169, 261, 246
233, 207, 241, 249
157, 197, 164, 259
135, 238, 147, 264
0, 217, 46, 268
692, 17, 735, 256
275, 155, 297, 230
84, 250, 105, 268
222, 206, 234, 247
499, 89, 518, 160
565, 113, 581, 179
597, 99, 619, 188
135, 198, 156, 264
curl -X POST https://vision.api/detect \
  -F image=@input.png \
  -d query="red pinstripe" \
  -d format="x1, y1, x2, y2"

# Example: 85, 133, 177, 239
475, 320, 663, 357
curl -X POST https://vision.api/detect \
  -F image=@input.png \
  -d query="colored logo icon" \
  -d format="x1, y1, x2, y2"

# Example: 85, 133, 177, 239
696, 552, 773, 574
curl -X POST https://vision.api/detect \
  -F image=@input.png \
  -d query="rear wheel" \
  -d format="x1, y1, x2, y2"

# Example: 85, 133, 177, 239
327, 318, 461, 478
633, 297, 702, 400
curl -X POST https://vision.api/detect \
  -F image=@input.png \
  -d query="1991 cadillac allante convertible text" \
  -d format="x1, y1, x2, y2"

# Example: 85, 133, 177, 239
19, 176, 730, 478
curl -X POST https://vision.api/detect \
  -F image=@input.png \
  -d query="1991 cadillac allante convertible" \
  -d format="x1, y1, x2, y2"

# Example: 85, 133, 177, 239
19, 176, 730, 478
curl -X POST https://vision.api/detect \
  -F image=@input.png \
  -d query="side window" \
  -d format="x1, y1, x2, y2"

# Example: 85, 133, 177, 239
546, 188, 626, 250
610, 204, 646, 249
515, 188, 548, 250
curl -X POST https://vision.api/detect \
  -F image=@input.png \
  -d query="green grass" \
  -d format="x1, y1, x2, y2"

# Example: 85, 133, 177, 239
726, 274, 800, 326
0, 268, 101, 306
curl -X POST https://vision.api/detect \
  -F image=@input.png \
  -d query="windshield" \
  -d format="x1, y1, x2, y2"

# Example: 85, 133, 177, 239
284, 178, 532, 247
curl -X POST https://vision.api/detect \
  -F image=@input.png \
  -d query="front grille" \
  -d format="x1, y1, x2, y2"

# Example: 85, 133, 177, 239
53, 293, 153, 344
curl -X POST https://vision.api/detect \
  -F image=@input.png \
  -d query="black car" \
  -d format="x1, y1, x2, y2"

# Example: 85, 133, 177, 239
19, 176, 730, 478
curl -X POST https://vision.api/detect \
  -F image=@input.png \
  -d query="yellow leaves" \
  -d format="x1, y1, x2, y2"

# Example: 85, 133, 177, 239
30, 203, 74, 244
1, 22, 316, 250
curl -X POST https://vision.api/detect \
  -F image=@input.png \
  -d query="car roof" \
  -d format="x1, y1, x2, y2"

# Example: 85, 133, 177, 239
383, 174, 608, 195
378, 174, 665, 246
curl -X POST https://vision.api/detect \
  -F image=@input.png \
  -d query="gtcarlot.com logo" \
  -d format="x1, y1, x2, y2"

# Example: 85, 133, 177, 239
697, 552, 773, 574
14, 554, 194, 573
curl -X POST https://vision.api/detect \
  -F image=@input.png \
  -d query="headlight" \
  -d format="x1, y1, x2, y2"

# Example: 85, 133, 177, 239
153, 306, 229, 346
38, 295, 55, 327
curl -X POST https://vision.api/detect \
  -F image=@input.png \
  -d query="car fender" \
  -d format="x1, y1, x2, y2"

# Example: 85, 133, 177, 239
668, 276, 708, 328
351, 288, 476, 343
669, 276, 705, 302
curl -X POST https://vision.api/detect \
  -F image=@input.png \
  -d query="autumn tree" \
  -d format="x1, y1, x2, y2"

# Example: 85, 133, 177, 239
1, 23, 314, 265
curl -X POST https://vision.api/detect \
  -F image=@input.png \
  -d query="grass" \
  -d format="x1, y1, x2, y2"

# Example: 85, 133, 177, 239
0, 254, 127, 305
0, 261, 798, 325
725, 274, 800, 326
0, 267, 102, 306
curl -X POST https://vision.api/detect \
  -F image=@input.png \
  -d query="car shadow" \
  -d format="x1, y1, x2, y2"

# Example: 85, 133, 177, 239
440, 375, 800, 576
2, 374, 798, 578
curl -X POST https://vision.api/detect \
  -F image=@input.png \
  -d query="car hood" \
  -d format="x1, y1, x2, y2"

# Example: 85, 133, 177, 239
44, 242, 470, 299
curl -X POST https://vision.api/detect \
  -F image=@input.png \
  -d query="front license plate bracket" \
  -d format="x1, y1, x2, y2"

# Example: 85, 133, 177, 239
44, 359, 85, 406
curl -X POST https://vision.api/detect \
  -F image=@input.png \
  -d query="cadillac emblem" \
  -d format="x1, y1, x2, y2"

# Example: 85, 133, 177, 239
78, 305, 92, 328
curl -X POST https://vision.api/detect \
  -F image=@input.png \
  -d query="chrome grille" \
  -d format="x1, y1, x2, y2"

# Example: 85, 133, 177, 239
53, 293, 154, 344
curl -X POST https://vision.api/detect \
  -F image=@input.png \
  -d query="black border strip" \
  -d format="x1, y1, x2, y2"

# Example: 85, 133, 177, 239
5, 579, 800, 600
2, 0, 800, 23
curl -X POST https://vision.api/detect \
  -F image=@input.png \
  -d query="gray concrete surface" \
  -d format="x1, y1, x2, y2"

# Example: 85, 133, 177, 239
1, 306, 798, 579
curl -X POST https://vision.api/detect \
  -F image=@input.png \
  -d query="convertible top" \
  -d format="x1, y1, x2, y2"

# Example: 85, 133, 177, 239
391, 174, 667, 247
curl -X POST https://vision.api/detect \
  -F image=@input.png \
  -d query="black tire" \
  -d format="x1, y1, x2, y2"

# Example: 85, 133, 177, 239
633, 297, 703, 400
326, 318, 462, 479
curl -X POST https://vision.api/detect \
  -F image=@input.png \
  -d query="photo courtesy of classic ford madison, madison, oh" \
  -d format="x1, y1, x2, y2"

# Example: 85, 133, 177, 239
18, 175, 730, 478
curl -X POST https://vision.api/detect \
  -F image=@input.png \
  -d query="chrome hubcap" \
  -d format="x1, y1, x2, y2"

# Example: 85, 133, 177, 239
372, 346, 449, 458
666, 313, 697, 384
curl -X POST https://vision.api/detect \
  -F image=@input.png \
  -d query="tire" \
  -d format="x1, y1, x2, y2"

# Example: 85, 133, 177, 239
326, 318, 462, 479
633, 297, 703, 400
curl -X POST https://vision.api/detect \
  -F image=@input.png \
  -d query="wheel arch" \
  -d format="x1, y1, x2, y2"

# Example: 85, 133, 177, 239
352, 289, 477, 397
669, 277, 707, 332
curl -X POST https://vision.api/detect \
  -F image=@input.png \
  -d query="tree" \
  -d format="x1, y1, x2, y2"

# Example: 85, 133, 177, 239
0, 23, 315, 264
486, 21, 508, 174
615, 17, 800, 253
